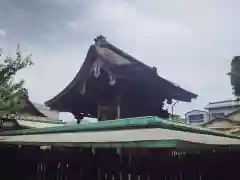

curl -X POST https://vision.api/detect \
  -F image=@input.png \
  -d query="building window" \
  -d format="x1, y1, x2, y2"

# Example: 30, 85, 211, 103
188, 114, 204, 123
211, 112, 225, 118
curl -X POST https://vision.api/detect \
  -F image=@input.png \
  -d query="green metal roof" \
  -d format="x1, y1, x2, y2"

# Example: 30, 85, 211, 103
0, 116, 239, 139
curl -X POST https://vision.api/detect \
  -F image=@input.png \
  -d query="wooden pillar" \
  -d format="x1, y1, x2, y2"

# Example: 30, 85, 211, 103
116, 94, 121, 119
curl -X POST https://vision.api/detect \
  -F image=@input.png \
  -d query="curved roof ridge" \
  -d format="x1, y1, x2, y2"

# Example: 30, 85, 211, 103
24, 98, 47, 117
45, 45, 97, 108
20, 90, 47, 117
101, 40, 196, 95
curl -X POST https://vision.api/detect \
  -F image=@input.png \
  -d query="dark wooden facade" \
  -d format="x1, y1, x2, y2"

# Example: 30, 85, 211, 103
0, 145, 239, 180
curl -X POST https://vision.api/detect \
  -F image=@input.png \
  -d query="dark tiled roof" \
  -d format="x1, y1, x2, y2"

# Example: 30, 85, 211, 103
45, 36, 197, 112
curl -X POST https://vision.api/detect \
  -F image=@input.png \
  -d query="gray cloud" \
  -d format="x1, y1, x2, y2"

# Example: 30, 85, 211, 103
0, 0, 91, 46
0, 0, 239, 120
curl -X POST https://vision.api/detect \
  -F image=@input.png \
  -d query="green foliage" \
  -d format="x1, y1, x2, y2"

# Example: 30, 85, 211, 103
0, 45, 33, 118
229, 56, 240, 100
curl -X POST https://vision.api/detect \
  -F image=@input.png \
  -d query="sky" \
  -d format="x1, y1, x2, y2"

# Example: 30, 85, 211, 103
0, 0, 239, 121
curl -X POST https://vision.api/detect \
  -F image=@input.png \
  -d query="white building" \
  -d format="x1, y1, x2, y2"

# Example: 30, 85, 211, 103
205, 100, 240, 120
185, 100, 240, 125
185, 110, 209, 125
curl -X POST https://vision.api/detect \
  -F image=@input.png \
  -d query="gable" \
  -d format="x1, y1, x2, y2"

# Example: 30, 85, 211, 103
185, 110, 207, 115
203, 119, 238, 129
227, 111, 240, 122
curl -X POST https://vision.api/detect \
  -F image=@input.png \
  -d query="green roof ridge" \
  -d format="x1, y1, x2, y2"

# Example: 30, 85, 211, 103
0, 116, 239, 139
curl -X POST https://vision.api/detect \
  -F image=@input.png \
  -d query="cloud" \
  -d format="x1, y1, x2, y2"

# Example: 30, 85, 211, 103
0, 29, 6, 37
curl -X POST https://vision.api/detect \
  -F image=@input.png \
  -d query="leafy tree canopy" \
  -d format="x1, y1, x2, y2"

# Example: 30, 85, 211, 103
0, 45, 33, 118
229, 56, 240, 100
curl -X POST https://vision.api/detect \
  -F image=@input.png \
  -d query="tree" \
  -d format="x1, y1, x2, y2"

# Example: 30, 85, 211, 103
0, 45, 33, 118
228, 56, 240, 100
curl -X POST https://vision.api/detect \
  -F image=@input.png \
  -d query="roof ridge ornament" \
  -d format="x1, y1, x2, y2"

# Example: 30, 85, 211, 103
152, 66, 158, 75
94, 35, 107, 46
22, 88, 29, 98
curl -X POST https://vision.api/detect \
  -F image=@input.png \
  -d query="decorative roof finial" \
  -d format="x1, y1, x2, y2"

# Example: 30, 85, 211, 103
152, 66, 158, 75
94, 35, 107, 46
22, 88, 29, 98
